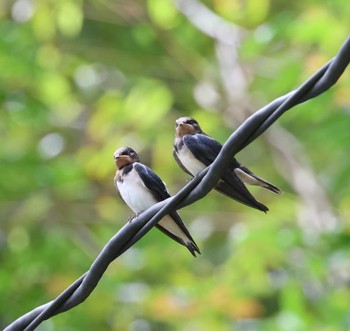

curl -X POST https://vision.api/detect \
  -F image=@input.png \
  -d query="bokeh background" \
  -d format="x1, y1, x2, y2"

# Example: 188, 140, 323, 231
1, 0, 350, 330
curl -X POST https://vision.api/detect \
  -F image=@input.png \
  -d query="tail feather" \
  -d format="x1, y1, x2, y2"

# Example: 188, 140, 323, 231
185, 240, 201, 257
235, 166, 282, 195
156, 214, 201, 257
253, 175, 282, 194
156, 224, 201, 257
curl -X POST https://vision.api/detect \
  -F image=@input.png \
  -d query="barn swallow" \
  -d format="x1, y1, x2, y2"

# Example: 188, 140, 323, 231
114, 146, 200, 257
173, 117, 282, 212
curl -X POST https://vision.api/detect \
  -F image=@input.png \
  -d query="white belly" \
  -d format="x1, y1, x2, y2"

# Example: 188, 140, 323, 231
177, 143, 206, 176
116, 169, 157, 213
116, 168, 191, 244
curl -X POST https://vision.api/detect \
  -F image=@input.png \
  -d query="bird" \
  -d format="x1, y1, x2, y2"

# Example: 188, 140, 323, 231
173, 117, 282, 212
114, 146, 200, 257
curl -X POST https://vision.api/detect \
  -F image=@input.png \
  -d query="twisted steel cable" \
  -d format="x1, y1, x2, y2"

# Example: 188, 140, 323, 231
5, 35, 350, 331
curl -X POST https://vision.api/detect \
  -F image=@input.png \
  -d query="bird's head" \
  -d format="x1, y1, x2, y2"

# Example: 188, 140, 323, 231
113, 146, 139, 170
175, 117, 202, 137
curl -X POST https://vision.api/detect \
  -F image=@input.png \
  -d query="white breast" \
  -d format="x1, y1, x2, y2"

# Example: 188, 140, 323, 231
116, 164, 192, 245
116, 167, 157, 213
176, 140, 206, 176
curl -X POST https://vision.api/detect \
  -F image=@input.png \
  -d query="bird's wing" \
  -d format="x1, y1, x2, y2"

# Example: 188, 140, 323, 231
134, 163, 200, 255
183, 134, 223, 166
183, 135, 268, 212
217, 170, 269, 212
134, 163, 170, 201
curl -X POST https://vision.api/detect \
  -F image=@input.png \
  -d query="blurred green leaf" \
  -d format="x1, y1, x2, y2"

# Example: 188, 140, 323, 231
1, 0, 350, 330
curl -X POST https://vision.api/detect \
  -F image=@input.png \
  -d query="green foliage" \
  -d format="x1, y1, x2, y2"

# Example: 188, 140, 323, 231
1, 0, 350, 330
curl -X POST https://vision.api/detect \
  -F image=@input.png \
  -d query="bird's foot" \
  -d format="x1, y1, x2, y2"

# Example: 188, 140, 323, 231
128, 211, 144, 223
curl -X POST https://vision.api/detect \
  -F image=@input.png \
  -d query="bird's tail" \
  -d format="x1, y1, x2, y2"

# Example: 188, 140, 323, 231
184, 240, 201, 257
156, 214, 201, 257
235, 166, 282, 195
252, 175, 282, 194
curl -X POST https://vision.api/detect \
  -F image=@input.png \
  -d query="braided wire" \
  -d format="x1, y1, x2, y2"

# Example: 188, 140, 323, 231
4, 35, 350, 331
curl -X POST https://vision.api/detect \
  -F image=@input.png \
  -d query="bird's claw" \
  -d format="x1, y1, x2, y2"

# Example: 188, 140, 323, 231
128, 211, 144, 223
